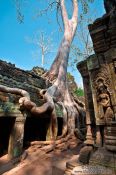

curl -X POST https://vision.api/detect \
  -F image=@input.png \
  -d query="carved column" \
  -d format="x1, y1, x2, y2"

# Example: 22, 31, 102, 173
88, 54, 115, 147
8, 113, 26, 159
88, 13, 116, 148
77, 60, 95, 145
87, 55, 102, 147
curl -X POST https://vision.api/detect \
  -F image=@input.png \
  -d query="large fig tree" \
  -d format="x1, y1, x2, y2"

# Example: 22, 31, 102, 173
34, 0, 85, 146
0, 0, 85, 150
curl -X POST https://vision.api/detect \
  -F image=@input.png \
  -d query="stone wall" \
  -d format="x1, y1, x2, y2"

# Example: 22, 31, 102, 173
0, 60, 48, 108
77, 12, 116, 147
0, 60, 49, 159
88, 13, 116, 54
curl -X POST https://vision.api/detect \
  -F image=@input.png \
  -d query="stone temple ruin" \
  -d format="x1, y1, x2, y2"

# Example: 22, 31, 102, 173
0, 60, 85, 174
0, 2, 116, 175
0, 61, 52, 167
65, 6, 116, 175
77, 9, 116, 151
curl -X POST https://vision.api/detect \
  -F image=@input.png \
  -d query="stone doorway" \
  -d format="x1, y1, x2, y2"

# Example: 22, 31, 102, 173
0, 117, 15, 157
57, 117, 63, 136
23, 116, 51, 148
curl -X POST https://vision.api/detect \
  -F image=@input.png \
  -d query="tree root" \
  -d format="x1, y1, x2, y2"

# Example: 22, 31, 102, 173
40, 144, 55, 153
0, 85, 54, 115
30, 140, 55, 146
29, 132, 80, 154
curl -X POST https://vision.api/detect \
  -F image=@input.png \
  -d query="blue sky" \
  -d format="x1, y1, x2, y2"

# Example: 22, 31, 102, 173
0, 0, 105, 87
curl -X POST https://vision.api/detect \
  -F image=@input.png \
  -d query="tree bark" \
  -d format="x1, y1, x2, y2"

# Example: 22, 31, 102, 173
0, 85, 54, 115
42, 0, 82, 140
43, 0, 78, 81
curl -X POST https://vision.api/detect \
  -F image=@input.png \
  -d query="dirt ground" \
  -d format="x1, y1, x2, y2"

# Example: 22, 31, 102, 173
1, 144, 83, 175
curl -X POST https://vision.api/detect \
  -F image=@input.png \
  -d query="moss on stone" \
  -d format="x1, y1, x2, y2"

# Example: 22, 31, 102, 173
55, 104, 63, 118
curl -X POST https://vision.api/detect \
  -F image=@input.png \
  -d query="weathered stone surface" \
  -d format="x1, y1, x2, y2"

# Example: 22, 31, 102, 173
104, 121, 116, 152
8, 116, 26, 159
0, 60, 50, 161
89, 147, 116, 169
77, 60, 96, 145
0, 60, 48, 108
65, 148, 116, 175
76, 9, 116, 175
77, 44, 116, 148
79, 146, 93, 164
89, 12, 116, 54
31, 66, 45, 76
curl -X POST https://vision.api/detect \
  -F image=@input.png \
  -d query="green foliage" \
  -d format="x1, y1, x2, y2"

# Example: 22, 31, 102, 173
67, 72, 78, 93
74, 87, 84, 97
67, 72, 73, 80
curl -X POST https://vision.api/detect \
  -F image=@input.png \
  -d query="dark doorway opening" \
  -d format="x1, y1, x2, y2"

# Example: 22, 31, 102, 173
57, 117, 63, 136
23, 116, 51, 148
0, 117, 15, 157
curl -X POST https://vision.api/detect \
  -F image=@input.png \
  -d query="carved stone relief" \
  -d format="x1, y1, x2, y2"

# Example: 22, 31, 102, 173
92, 65, 114, 125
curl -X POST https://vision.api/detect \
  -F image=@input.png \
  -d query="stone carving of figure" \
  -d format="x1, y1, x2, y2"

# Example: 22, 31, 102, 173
96, 78, 113, 124
95, 78, 114, 147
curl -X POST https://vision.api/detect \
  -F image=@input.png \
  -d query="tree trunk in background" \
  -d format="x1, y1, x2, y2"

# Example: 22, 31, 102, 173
41, 50, 44, 68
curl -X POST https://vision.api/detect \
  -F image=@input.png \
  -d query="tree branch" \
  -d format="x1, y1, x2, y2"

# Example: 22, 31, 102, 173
60, 0, 69, 31
0, 85, 54, 115
72, 0, 78, 22
0, 85, 30, 99
71, 0, 78, 36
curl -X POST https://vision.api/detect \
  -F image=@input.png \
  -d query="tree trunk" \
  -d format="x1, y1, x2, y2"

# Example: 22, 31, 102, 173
42, 0, 85, 142
0, 0, 86, 152
42, 53, 44, 68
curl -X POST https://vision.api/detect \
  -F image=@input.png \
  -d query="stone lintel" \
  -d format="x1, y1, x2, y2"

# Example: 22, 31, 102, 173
89, 25, 107, 35
77, 60, 88, 77
104, 48, 116, 63
87, 55, 99, 71
0, 112, 22, 117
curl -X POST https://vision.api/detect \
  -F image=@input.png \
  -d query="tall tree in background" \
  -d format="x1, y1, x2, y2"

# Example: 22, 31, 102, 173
26, 31, 53, 68
39, 32, 51, 68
